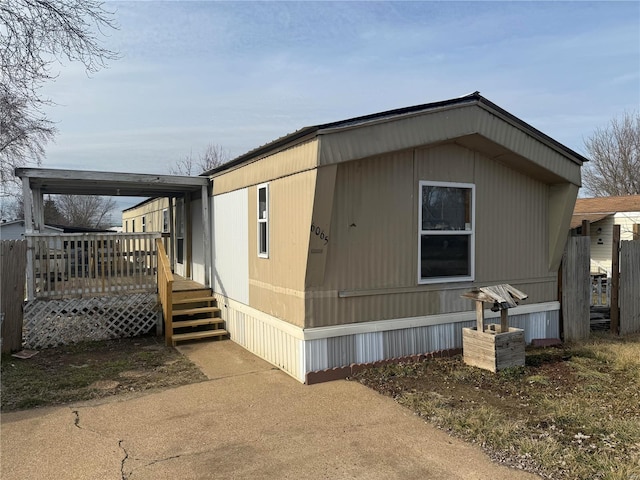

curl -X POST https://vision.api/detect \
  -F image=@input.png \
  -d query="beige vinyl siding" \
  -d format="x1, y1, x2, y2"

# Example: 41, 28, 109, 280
122, 198, 170, 233
212, 139, 319, 195
317, 104, 582, 186
307, 143, 557, 328
473, 151, 550, 282
322, 150, 415, 292
248, 170, 316, 327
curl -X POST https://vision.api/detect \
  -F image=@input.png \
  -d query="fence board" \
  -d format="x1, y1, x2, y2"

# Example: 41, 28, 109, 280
1, 240, 27, 353
562, 236, 590, 342
619, 240, 640, 335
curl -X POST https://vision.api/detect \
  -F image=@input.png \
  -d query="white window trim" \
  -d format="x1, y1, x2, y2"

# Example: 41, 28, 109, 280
257, 183, 269, 258
417, 180, 475, 284
141, 215, 146, 232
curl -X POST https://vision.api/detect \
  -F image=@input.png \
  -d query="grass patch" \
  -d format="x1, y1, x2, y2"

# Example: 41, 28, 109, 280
1, 335, 207, 412
353, 332, 640, 479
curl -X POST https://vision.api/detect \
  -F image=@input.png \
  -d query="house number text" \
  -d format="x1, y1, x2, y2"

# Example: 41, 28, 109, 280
311, 222, 329, 245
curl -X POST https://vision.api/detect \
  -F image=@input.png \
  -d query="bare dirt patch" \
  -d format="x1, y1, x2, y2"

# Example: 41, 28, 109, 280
1, 335, 207, 412
352, 333, 640, 480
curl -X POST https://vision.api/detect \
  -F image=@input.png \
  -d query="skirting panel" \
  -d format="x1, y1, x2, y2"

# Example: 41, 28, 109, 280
213, 295, 559, 384
215, 294, 305, 382
305, 309, 560, 372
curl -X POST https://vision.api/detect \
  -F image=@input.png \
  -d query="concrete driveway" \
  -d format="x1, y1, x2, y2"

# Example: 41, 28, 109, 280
1, 341, 539, 479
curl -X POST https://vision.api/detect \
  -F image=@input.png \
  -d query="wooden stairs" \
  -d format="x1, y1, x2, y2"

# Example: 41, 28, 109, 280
169, 287, 228, 346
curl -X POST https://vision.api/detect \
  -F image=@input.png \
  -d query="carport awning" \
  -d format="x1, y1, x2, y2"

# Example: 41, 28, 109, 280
15, 168, 208, 197
570, 213, 613, 229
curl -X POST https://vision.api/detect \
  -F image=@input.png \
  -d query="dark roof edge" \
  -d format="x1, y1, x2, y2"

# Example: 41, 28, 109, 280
202, 126, 319, 176
475, 96, 589, 165
122, 197, 157, 213
204, 92, 589, 175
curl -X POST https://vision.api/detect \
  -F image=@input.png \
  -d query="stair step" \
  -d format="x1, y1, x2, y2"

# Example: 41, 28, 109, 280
173, 318, 224, 328
172, 306, 220, 317
172, 289, 214, 302
173, 296, 217, 305
171, 329, 228, 345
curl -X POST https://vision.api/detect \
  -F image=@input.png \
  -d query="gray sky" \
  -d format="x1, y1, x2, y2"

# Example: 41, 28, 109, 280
39, 1, 640, 211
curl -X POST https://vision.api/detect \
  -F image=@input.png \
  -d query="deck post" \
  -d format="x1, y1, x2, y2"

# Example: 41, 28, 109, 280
201, 184, 211, 288
22, 177, 35, 300
32, 187, 44, 232
22, 177, 34, 233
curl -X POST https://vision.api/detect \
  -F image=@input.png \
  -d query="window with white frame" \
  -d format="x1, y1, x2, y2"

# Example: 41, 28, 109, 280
257, 183, 269, 257
141, 215, 146, 232
418, 181, 474, 283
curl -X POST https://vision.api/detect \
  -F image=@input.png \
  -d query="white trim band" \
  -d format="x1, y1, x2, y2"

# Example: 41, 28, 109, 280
217, 294, 559, 343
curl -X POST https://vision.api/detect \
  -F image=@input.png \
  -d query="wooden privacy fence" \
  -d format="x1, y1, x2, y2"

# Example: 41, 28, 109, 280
25, 232, 161, 299
561, 235, 591, 342
619, 240, 640, 335
1, 240, 27, 353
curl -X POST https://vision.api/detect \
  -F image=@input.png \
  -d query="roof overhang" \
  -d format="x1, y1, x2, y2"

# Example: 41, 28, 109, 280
316, 101, 584, 186
205, 92, 588, 185
15, 168, 208, 197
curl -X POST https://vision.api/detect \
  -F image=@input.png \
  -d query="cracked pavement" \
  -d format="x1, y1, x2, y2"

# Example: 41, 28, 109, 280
1, 341, 540, 479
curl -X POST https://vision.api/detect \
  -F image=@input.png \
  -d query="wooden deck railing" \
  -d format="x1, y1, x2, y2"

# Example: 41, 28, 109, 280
25, 232, 161, 299
156, 238, 174, 346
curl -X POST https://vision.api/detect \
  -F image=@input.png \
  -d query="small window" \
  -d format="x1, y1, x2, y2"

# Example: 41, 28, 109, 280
418, 181, 475, 283
141, 215, 146, 232
125, 220, 128, 232
132, 219, 136, 232
162, 209, 169, 233
257, 183, 269, 258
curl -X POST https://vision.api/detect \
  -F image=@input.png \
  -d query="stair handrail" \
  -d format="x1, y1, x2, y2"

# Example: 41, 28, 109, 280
156, 238, 174, 346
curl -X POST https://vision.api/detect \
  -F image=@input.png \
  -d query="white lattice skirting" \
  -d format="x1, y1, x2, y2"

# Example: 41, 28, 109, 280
23, 293, 160, 349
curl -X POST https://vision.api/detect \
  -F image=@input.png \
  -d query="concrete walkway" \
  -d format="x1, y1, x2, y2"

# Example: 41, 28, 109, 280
1, 341, 539, 479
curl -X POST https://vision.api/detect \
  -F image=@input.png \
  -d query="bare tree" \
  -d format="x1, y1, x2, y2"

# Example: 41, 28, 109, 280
55, 195, 116, 229
169, 152, 198, 177
200, 143, 230, 172
0, 87, 55, 187
169, 143, 230, 176
0, 0, 118, 194
583, 112, 640, 197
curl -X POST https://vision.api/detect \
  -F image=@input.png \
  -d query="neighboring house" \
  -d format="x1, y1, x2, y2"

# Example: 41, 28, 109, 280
571, 195, 640, 275
122, 198, 171, 235
122, 197, 176, 273
0, 219, 64, 240
174, 92, 584, 382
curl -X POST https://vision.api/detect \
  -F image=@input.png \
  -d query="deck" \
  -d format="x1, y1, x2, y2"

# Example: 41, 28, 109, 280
172, 274, 208, 292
